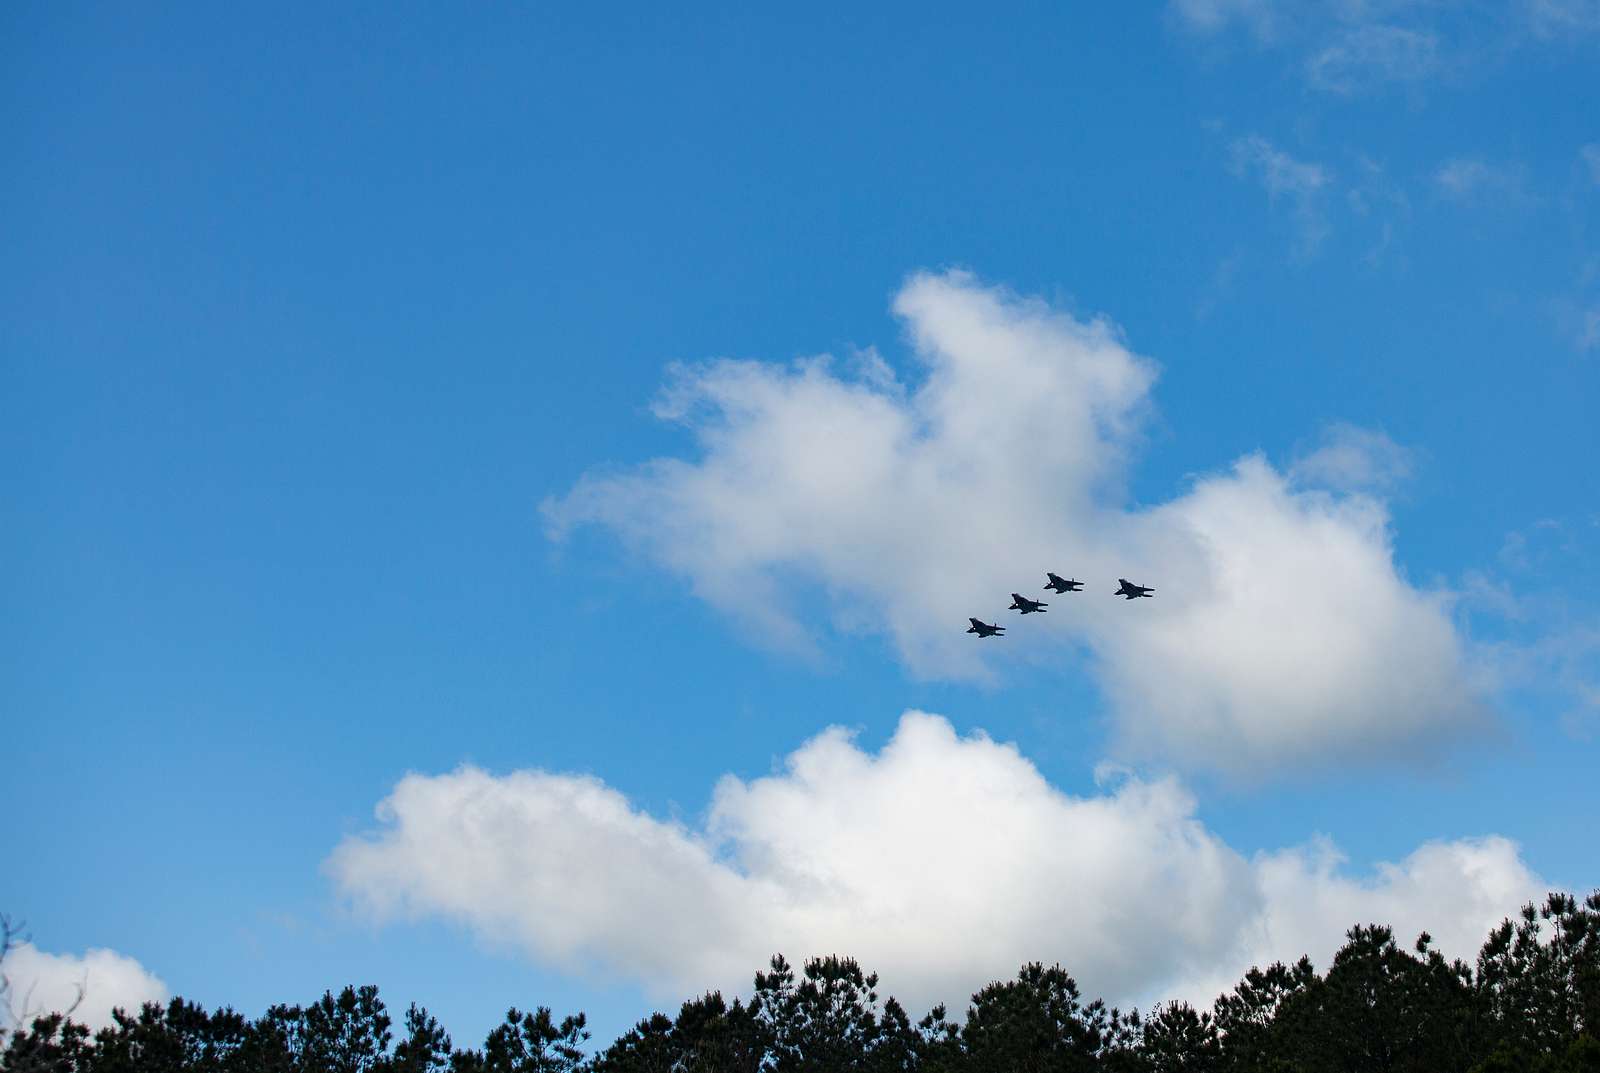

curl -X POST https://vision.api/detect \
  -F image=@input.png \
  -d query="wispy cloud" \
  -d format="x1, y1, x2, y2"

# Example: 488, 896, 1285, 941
1468, 516, 1600, 740
1232, 136, 1332, 200
1172, 0, 1595, 93
1525, 0, 1600, 37
1550, 260, 1600, 352
1229, 135, 1334, 256
1477, 617, 1600, 741
1195, 250, 1245, 320
1306, 24, 1442, 93
1169, 0, 1283, 40
1346, 155, 1414, 268
1581, 144, 1600, 185
1434, 156, 1533, 204
1291, 423, 1417, 494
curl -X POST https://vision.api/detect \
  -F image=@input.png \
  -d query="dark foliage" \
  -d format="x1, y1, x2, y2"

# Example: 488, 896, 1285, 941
5, 892, 1599, 1072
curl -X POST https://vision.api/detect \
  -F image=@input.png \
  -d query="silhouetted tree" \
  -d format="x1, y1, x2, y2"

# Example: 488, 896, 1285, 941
672, 991, 765, 1073
299, 986, 392, 1073
7, 891, 1600, 1073
907, 1002, 962, 1073
752, 954, 896, 1071
590, 992, 766, 1073
1141, 1002, 1218, 1073
586, 1012, 674, 1073
960, 962, 1131, 1073
232, 1003, 300, 1073
1210, 955, 1315, 1073
454, 1006, 586, 1073
864, 996, 927, 1072
387, 1004, 452, 1073
89, 999, 247, 1072
1268, 924, 1473, 1072
1, 1013, 91, 1073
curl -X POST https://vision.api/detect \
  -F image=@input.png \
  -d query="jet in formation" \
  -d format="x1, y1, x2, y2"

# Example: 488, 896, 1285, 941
1044, 572, 1084, 593
967, 573, 1154, 636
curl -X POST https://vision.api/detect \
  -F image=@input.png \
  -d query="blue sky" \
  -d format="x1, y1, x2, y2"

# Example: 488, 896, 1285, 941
4, 0, 1598, 1052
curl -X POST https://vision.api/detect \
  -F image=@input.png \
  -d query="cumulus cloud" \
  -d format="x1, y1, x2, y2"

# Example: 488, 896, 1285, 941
327, 712, 1548, 1014
547, 271, 1487, 774
1098, 459, 1484, 772
2, 943, 167, 1032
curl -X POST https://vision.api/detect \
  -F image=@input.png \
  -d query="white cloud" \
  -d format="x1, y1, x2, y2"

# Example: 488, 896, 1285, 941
328, 712, 1549, 1015
2, 943, 167, 1032
1198, 834, 1545, 1001
1306, 24, 1441, 93
547, 271, 1487, 774
1099, 458, 1484, 772
1229, 136, 1333, 255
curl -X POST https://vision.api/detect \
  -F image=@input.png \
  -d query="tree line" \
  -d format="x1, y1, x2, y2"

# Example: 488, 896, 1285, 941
4, 892, 1597, 1073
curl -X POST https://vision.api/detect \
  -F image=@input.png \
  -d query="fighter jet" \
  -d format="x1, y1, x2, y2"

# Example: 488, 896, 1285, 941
1045, 572, 1084, 594
1009, 593, 1048, 614
967, 617, 1006, 638
1115, 578, 1155, 600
